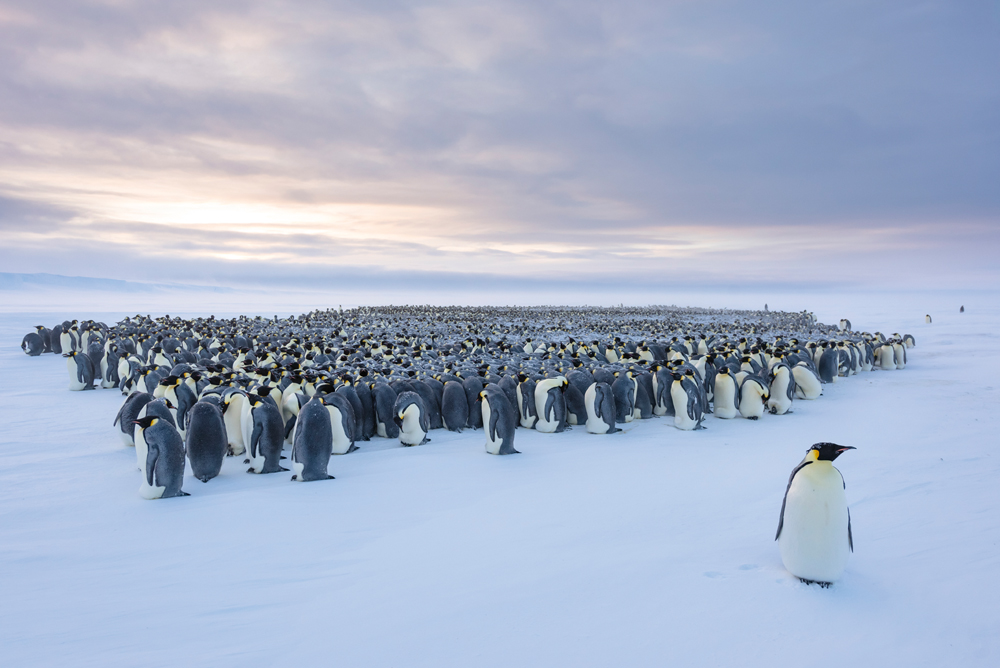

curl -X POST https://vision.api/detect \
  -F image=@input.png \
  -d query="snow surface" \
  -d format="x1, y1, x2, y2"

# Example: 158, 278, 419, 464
1, 296, 998, 667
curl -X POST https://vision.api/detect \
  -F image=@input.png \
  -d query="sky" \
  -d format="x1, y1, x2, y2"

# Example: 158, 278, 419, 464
1, 0, 998, 296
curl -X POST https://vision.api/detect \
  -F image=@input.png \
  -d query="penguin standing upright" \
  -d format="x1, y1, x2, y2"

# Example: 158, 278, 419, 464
322, 392, 358, 455
534, 376, 568, 433
516, 375, 538, 429
776, 443, 855, 586
738, 375, 769, 420
669, 371, 704, 430
64, 351, 95, 391
480, 386, 519, 455
767, 364, 795, 415
134, 415, 189, 499
441, 380, 469, 432
290, 396, 334, 481
246, 394, 287, 474
712, 367, 740, 419
584, 382, 618, 434
185, 401, 228, 483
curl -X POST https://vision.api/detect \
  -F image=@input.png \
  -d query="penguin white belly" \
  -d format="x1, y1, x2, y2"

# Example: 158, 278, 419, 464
482, 400, 501, 454
792, 366, 822, 400
534, 393, 558, 433
399, 410, 426, 446
671, 383, 697, 430
878, 346, 896, 370
583, 384, 607, 434
767, 372, 793, 415
376, 421, 388, 438
139, 479, 166, 500
779, 462, 851, 583
66, 357, 87, 391
328, 407, 353, 454
60, 332, 74, 353
892, 344, 906, 369
224, 397, 246, 455
134, 406, 149, 471
240, 402, 254, 453
713, 378, 738, 419
739, 386, 766, 420
291, 459, 305, 481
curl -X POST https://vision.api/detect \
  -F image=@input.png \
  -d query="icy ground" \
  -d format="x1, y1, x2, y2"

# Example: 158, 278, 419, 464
1, 298, 998, 667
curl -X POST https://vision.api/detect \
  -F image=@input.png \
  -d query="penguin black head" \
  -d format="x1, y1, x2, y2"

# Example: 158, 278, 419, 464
133, 416, 159, 429
809, 442, 856, 461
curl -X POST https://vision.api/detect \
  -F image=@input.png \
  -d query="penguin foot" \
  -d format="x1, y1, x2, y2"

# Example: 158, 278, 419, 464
291, 475, 298, 481
799, 578, 832, 588
243, 458, 250, 464
748, 416, 758, 421
247, 467, 259, 474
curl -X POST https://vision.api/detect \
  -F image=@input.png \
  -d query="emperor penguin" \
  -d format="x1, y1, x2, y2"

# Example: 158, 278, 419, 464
767, 364, 795, 415
712, 366, 740, 419
776, 443, 855, 586
185, 401, 228, 483
877, 342, 896, 370
246, 393, 287, 474
652, 367, 674, 417
221, 390, 249, 455
64, 351, 95, 391
791, 364, 823, 400
738, 375, 769, 420
480, 386, 519, 455
321, 392, 358, 454
611, 373, 637, 423
516, 375, 538, 429
584, 382, 619, 434
290, 396, 334, 481
534, 376, 568, 433
441, 380, 469, 432
394, 391, 430, 446
669, 371, 705, 430
134, 415, 189, 499
925, 314, 932, 324
21, 332, 44, 356
371, 383, 400, 439
114, 391, 154, 446
891, 340, 907, 369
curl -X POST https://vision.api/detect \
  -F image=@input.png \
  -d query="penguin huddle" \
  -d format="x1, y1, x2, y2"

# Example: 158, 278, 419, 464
23, 309, 912, 508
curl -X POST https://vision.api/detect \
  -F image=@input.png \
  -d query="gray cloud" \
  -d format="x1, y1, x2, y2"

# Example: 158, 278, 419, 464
0, 0, 997, 294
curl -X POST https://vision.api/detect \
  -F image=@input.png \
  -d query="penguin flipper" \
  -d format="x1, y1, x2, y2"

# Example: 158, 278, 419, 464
848, 509, 854, 552
347, 443, 359, 453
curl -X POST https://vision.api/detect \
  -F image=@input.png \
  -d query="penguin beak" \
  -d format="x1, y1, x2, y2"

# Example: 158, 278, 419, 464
837, 446, 856, 454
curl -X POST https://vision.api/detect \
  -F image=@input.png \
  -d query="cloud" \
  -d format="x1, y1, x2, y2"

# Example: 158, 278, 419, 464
0, 0, 998, 296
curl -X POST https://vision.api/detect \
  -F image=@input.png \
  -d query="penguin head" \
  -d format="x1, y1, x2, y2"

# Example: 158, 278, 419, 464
809, 442, 855, 461
133, 416, 159, 430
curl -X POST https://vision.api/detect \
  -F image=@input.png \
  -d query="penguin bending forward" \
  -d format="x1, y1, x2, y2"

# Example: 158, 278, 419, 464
134, 415, 188, 499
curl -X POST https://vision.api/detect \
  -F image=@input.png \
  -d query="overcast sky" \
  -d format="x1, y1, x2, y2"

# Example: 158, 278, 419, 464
1, 0, 998, 295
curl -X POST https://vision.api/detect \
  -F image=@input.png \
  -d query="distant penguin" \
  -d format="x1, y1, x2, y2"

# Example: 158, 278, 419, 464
767, 364, 795, 415
134, 415, 188, 499
322, 392, 358, 455
290, 396, 334, 481
960, 305, 964, 313
776, 443, 855, 586
441, 380, 469, 432
394, 391, 430, 446
185, 401, 228, 483
712, 367, 740, 419
480, 386, 519, 455
584, 382, 618, 434
925, 314, 932, 324
534, 376, 568, 433
64, 351, 95, 391
670, 371, 704, 430
738, 375, 769, 420
113, 391, 154, 446
245, 394, 286, 474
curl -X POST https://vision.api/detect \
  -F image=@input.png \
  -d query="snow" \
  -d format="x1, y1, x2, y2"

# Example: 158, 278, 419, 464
1, 295, 998, 667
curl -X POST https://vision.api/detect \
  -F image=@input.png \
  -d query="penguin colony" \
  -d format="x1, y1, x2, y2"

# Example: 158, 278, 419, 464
23, 307, 916, 585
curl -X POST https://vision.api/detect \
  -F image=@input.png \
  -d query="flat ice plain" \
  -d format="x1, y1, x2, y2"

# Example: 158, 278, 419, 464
1, 291, 998, 667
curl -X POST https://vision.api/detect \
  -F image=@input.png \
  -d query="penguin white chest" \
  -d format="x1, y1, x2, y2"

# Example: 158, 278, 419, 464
399, 407, 425, 445
482, 400, 500, 453
713, 377, 738, 419
779, 462, 851, 583
671, 382, 696, 430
